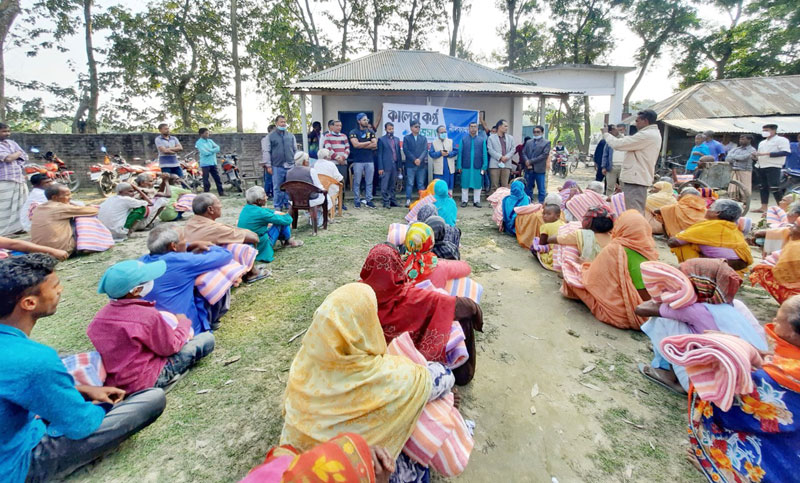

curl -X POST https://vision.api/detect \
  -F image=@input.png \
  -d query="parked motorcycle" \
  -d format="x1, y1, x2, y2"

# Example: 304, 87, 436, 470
219, 153, 243, 192
24, 147, 80, 191
89, 147, 162, 197
180, 151, 203, 192
551, 152, 569, 178
779, 167, 800, 196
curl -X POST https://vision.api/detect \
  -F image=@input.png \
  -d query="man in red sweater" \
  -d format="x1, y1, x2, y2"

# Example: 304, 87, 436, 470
88, 260, 215, 393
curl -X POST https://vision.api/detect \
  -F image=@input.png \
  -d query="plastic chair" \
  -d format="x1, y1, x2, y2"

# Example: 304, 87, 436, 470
279, 181, 328, 235
318, 174, 344, 219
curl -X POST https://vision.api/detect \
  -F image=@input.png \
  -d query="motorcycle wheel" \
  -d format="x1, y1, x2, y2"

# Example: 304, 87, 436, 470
230, 178, 243, 193
97, 173, 115, 197
64, 174, 80, 192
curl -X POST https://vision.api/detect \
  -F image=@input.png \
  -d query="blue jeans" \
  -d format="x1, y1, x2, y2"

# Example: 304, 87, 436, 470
272, 166, 289, 210
352, 162, 374, 204
263, 168, 273, 197
524, 170, 547, 203
404, 164, 428, 200
155, 332, 215, 387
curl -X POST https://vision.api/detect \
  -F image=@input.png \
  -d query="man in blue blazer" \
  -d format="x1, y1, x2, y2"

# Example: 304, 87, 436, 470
402, 120, 429, 207
377, 122, 403, 208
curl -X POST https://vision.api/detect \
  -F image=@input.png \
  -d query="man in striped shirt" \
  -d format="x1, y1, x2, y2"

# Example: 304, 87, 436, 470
322, 119, 350, 189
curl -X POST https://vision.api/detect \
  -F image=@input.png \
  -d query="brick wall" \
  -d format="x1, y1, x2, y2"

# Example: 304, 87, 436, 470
12, 132, 281, 185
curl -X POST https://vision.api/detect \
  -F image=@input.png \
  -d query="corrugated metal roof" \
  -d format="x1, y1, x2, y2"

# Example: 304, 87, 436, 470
290, 80, 575, 96
294, 50, 559, 85
515, 63, 636, 74
649, 75, 800, 121
664, 116, 800, 133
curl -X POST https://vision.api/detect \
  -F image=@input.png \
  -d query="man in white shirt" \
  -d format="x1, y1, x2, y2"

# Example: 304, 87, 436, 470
97, 183, 153, 241
601, 109, 662, 214
19, 174, 52, 232
753, 123, 792, 213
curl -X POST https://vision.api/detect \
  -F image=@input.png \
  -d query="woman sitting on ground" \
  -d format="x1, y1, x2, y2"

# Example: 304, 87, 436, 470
645, 180, 676, 235
417, 204, 461, 247
750, 219, 800, 304
432, 179, 458, 226
654, 187, 707, 237
403, 222, 471, 287
668, 199, 753, 272
280, 283, 470, 481
636, 259, 768, 394
561, 210, 659, 330
361, 244, 483, 385
545, 206, 615, 288
501, 179, 530, 236
427, 216, 460, 260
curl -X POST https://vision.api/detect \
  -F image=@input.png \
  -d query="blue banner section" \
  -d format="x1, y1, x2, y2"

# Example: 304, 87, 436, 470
443, 108, 479, 146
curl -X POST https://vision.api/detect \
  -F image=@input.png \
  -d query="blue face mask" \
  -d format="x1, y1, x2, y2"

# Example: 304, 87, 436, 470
277, 125, 288, 131
532, 135, 542, 140
439, 132, 447, 140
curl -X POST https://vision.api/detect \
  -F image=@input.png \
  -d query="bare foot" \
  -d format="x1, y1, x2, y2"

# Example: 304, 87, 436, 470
685, 448, 704, 474
641, 365, 686, 394
453, 388, 462, 409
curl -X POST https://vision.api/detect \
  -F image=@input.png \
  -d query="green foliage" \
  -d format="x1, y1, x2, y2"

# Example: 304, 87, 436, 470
4, 79, 76, 132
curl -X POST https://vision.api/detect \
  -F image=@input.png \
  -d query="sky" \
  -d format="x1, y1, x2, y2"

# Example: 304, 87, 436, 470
5, 0, 723, 132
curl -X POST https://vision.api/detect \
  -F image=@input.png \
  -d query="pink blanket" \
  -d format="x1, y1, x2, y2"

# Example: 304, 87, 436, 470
610, 192, 626, 217
406, 196, 436, 223
193, 243, 256, 304
640, 261, 698, 309
75, 216, 114, 252
565, 190, 610, 220
387, 223, 408, 246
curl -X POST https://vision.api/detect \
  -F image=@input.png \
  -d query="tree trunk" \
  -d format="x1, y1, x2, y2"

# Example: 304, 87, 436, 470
563, 101, 583, 153
82, 0, 99, 133
449, 0, 462, 57
623, 48, 656, 115
71, 93, 90, 133
403, 0, 418, 50
372, 14, 379, 52
339, 0, 349, 63
582, 96, 591, 154
506, 0, 517, 69
0, 0, 21, 123
231, 0, 243, 131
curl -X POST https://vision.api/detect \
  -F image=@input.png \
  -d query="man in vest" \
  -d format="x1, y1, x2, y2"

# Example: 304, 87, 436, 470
457, 122, 488, 207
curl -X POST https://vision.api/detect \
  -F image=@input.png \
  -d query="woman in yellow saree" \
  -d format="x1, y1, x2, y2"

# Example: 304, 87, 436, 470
645, 181, 676, 235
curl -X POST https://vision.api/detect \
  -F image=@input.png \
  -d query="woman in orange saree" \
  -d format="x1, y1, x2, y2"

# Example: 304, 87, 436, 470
656, 189, 707, 237
750, 222, 800, 304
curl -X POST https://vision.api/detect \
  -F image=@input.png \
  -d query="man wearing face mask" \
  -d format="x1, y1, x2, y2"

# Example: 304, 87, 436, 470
377, 122, 402, 208
430, 125, 459, 194
753, 123, 792, 213
89, 260, 215, 394
263, 115, 297, 212
520, 125, 551, 202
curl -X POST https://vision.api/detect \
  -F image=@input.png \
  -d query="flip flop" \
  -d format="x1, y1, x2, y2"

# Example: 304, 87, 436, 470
245, 267, 272, 284
637, 362, 686, 395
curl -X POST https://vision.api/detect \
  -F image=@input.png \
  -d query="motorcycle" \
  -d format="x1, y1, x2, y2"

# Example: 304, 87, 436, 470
24, 147, 80, 191
219, 153, 243, 192
180, 151, 203, 192
551, 152, 569, 177
89, 147, 162, 197
779, 167, 800, 197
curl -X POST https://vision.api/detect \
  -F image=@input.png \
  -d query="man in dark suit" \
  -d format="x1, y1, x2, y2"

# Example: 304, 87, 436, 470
402, 120, 429, 207
377, 122, 402, 208
520, 125, 551, 202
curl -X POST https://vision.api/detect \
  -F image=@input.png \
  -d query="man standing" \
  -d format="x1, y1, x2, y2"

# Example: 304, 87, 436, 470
520, 125, 550, 202
260, 125, 276, 200
726, 134, 756, 201
685, 133, 711, 173
308, 121, 322, 159
195, 128, 224, 196
402, 120, 429, 207
322, 119, 350, 192
457, 121, 488, 207
753, 123, 791, 213
704, 130, 727, 161
154, 123, 183, 177
601, 124, 624, 195
593, 133, 607, 182
349, 113, 377, 208
601, 109, 661, 214
0, 123, 28, 235
263, 115, 296, 212
377, 122, 402, 208
487, 119, 515, 192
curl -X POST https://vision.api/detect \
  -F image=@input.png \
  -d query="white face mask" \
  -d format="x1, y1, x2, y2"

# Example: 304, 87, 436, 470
137, 279, 155, 297
762, 131, 772, 138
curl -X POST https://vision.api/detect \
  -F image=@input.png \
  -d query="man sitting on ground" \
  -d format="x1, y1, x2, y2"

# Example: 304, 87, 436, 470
97, 182, 153, 241
30, 183, 99, 256
19, 174, 52, 232
0, 254, 166, 482
237, 186, 302, 263
88, 260, 215, 393
159, 174, 193, 222
134, 172, 171, 224
139, 225, 235, 333
183, 193, 269, 281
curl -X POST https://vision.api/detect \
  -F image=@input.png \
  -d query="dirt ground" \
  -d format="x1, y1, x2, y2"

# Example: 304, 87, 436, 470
27, 167, 777, 482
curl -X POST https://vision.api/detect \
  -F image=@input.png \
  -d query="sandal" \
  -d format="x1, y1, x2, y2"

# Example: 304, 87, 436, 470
637, 362, 686, 395
245, 267, 271, 284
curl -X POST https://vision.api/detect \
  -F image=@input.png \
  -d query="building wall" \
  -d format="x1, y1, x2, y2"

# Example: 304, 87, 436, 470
12, 132, 271, 184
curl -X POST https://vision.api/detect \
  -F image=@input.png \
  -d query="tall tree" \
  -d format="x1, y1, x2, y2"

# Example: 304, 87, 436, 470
358, 0, 398, 52
327, 0, 363, 62
624, 0, 697, 113
0, 0, 22, 123
448, 0, 466, 57
231, 0, 243, 132
387, 0, 446, 50
498, 0, 538, 70
290, 0, 329, 69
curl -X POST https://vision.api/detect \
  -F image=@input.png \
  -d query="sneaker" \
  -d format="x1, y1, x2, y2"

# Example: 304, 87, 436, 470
461, 201, 468, 207
354, 202, 362, 208
384, 204, 391, 209
389, 201, 399, 207
405, 199, 411, 208
342, 205, 348, 211
366, 201, 377, 208
473, 202, 482, 208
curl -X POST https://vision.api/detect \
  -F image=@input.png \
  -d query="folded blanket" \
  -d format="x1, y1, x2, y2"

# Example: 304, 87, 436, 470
194, 243, 256, 304
387, 333, 473, 476
174, 193, 196, 212
444, 277, 483, 303
659, 333, 762, 411
60, 351, 107, 387
488, 187, 511, 229
514, 204, 541, 215
387, 223, 409, 246
565, 190, 610, 221
445, 322, 469, 369
766, 206, 788, 228
640, 261, 698, 309
736, 216, 752, 234
610, 192, 626, 217
406, 196, 436, 223
74, 216, 114, 252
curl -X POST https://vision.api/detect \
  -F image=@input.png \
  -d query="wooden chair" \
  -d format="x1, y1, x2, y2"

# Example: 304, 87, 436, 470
279, 181, 328, 235
318, 174, 344, 219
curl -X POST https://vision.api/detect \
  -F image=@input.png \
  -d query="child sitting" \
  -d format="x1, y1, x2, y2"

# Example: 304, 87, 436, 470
533, 204, 565, 271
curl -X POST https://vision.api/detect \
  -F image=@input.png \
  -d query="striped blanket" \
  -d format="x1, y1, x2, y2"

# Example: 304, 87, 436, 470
406, 196, 436, 223
640, 261, 698, 309
387, 333, 473, 476
660, 333, 762, 411
194, 243, 256, 304
387, 223, 408, 246
487, 187, 511, 229
610, 192, 626, 217
75, 216, 115, 252
565, 190, 610, 220
444, 277, 483, 303
736, 216, 752, 234
445, 322, 469, 369
674, 174, 694, 184
551, 222, 581, 272
174, 193, 196, 212
60, 351, 106, 387
766, 206, 788, 228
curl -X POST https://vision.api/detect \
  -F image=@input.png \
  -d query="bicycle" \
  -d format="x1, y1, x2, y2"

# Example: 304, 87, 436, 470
654, 155, 685, 181
675, 162, 751, 216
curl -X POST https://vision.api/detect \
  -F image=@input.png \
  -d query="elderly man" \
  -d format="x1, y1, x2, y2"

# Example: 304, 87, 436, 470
135, 172, 171, 222
183, 193, 269, 282
668, 199, 753, 271
139, 225, 235, 333
726, 134, 757, 201
238, 186, 302, 262
89, 259, 215, 393
0, 123, 29, 235
263, 115, 296, 212
521, 124, 550, 202
287, 151, 328, 227
487, 119, 516, 192
321, 119, 350, 191
97, 182, 153, 241
30, 184, 99, 255
20, 174, 52, 232
457, 121, 488, 208
0, 254, 166, 482
310, 148, 343, 207
602, 110, 662, 214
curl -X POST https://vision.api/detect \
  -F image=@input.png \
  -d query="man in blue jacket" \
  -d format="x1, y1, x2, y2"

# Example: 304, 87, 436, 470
402, 120, 429, 207
377, 122, 402, 209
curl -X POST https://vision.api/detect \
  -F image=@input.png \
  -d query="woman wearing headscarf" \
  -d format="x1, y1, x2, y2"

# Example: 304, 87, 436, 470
645, 181, 676, 235
427, 216, 460, 260
750, 220, 800, 304
501, 179, 530, 236
361, 244, 483, 385
432, 179, 458, 226
280, 283, 465, 481
417, 204, 461, 247
636, 259, 768, 393
655, 188, 707, 237
561, 210, 659, 330
403, 222, 471, 287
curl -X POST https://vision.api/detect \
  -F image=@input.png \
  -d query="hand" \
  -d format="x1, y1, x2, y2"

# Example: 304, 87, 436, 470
441, 150, 449, 156
602, 168, 607, 175
500, 155, 508, 162
160, 172, 170, 180
414, 159, 421, 166
48, 248, 70, 261
77, 385, 125, 404
378, 170, 384, 176
456, 169, 461, 174
187, 240, 213, 253
480, 170, 485, 175
666, 237, 681, 248
370, 446, 395, 483
267, 166, 273, 175
601, 125, 608, 135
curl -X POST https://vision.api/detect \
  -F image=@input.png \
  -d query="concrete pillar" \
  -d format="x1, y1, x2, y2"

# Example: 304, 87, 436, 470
300, 93, 309, 152
609, 72, 625, 124
512, 96, 523, 143
311, 95, 323, 126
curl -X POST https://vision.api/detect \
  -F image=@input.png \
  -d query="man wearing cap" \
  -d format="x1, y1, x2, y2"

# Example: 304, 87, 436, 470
402, 120, 429, 207
89, 260, 215, 394
753, 123, 792, 213
349, 112, 378, 208
0, 254, 166, 482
